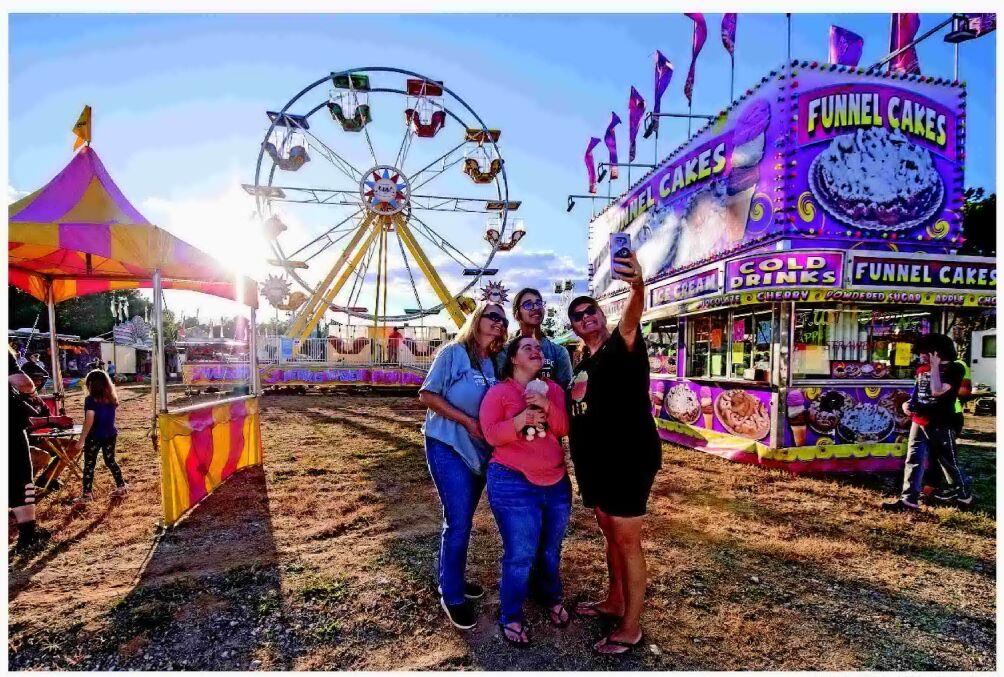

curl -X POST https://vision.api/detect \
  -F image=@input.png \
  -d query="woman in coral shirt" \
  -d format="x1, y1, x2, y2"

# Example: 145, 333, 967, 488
479, 335, 572, 646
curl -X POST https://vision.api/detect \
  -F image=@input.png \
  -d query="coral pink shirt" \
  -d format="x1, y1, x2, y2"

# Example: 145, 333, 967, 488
479, 378, 569, 486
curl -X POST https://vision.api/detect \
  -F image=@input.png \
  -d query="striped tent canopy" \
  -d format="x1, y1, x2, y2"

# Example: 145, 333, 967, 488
9, 147, 257, 306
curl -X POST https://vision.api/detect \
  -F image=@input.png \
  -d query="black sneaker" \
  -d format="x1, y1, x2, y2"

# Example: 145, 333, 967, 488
933, 488, 975, 507
438, 582, 485, 600
881, 498, 920, 512
440, 597, 478, 630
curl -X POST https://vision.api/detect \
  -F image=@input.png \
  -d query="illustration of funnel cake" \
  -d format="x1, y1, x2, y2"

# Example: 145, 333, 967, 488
724, 100, 771, 243
787, 390, 807, 446
809, 127, 944, 230
699, 385, 714, 428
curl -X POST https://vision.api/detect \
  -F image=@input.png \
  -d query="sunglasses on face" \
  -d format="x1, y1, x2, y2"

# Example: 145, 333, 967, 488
482, 311, 509, 327
520, 299, 545, 312
569, 305, 598, 322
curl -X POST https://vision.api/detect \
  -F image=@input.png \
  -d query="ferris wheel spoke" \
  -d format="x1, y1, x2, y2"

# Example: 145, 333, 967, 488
287, 207, 365, 260
266, 186, 361, 208
304, 220, 368, 264
346, 231, 379, 310
361, 122, 381, 169
394, 215, 467, 328
408, 212, 479, 268
394, 229, 425, 314
300, 126, 366, 185
407, 141, 468, 189
393, 118, 415, 171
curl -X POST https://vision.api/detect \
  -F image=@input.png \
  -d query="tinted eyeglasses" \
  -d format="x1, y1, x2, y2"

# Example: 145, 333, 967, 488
569, 305, 598, 322
482, 311, 509, 327
520, 299, 545, 311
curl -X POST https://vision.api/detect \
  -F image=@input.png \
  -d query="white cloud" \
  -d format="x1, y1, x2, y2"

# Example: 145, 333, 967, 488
8, 185, 29, 205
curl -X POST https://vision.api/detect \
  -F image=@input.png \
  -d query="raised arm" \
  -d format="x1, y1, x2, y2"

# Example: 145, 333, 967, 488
612, 251, 646, 347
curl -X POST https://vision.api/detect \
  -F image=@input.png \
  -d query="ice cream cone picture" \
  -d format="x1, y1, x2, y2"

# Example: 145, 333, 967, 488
699, 385, 713, 429
787, 389, 807, 446
724, 100, 770, 244
650, 380, 666, 416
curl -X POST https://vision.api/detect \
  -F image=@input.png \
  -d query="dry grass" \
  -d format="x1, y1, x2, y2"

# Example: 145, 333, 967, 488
8, 387, 996, 670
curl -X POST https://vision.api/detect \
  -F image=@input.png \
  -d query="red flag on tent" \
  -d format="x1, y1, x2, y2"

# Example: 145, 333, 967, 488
652, 51, 674, 134
604, 112, 621, 180
584, 137, 601, 194
888, 13, 921, 75
628, 87, 646, 162
829, 25, 864, 67
684, 13, 708, 106
721, 13, 737, 57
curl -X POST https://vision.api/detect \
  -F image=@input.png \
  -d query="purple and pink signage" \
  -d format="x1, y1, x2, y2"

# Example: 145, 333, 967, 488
588, 64, 964, 300
848, 252, 996, 292
650, 266, 720, 307
726, 251, 844, 292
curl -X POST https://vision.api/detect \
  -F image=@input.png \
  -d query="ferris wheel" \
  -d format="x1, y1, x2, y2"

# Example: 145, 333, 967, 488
245, 66, 523, 340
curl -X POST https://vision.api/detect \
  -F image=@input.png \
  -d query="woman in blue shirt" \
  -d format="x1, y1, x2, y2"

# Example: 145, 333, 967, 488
419, 301, 508, 630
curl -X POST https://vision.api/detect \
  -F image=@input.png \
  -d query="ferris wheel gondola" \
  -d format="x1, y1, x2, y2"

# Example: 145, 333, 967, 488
247, 66, 521, 339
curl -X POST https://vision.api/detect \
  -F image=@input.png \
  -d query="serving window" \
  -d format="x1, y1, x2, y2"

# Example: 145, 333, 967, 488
685, 307, 773, 382
645, 318, 678, 375
792, 305, 938, 381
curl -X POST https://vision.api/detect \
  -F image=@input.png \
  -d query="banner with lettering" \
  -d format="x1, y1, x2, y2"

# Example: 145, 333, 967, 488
159, 397, 263, 526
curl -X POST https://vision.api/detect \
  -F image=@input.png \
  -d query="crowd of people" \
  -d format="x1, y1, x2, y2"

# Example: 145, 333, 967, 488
418, 251, 657, 654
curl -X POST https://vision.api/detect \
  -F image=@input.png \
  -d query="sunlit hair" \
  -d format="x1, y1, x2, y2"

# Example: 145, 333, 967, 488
452, 301, 507, 364
511, 287, 544, 339
85, 369, 119, 405
500, 335, 540, 381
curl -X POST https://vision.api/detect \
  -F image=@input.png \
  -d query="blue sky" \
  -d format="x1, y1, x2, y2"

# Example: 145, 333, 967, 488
8, 13, 996, 325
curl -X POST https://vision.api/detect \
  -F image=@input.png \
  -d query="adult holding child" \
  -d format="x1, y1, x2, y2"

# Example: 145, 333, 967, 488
566, 250, 661, 655
418, 301, 508, 630
479, 335, 572, 646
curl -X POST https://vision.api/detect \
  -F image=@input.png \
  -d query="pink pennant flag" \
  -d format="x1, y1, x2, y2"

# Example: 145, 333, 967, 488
628, 87, 645, 162
829, 25, 864, 67
721, 13, 737, 58
684, 13, 708, 106
584, 137, 601, 194
888, 13, 921, 75
604, 112, 621, 180
652, 51, 674, 134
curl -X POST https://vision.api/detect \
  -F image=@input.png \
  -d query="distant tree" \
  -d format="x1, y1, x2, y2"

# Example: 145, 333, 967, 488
542, 312, 559, 338
958, 187, 995, 256
8, 287, 45, 332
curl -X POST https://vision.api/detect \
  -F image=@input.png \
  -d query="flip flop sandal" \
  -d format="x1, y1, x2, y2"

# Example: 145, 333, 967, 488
575, 601, 622, 621
592, 632, 645, 656
547, 604, 571, 628
499, 622, 530, 648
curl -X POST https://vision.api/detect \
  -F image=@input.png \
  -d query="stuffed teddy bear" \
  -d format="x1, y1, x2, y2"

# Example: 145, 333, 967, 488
522, 378, 549, 441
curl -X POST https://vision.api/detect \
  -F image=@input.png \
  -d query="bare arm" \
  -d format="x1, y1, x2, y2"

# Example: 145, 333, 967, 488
928, 355, 950, 397
418, 391, 484, 441
613, 251, 645, 347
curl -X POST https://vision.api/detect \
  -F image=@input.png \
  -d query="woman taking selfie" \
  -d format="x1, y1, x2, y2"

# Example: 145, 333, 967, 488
480, 336, 572, 646
418, 301, 508, 630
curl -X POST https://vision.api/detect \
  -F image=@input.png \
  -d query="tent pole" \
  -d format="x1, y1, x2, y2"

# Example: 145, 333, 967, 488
46, 281, 65, 402
153, 269, 167, 412
248, 278, 261, 395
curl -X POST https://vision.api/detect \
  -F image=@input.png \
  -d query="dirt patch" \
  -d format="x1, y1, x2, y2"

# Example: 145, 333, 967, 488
8, 388, 996, 669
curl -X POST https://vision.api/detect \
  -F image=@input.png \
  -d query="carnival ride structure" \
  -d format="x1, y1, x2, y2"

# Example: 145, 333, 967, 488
247, 67, 524, 375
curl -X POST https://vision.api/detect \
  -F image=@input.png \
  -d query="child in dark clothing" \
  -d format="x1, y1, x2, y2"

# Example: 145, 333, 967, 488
73, 370, 128, 502
883, 333, 972, 512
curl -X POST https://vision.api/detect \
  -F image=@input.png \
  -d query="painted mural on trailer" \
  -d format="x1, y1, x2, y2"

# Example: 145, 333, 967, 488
588, 65, 965, 300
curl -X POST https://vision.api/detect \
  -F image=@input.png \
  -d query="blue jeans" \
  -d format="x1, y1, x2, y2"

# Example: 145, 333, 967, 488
486, 463, 572, 625
901, 422, 970, 502
426, 436, 485, 606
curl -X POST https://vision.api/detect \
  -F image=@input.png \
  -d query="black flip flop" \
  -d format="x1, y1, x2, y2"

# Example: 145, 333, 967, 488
499, 622, 531, 648
547, 604, 572, 628
592, 632, 645, 656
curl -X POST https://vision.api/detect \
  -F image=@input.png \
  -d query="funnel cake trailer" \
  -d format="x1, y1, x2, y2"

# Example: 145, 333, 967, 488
587, 62, 995, 474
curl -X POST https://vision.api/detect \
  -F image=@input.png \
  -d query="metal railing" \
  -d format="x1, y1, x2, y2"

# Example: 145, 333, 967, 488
257, 335, 442, 371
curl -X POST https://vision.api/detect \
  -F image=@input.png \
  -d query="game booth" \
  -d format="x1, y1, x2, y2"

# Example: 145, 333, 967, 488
588, 61, 995, 473
9, 137, 263, 524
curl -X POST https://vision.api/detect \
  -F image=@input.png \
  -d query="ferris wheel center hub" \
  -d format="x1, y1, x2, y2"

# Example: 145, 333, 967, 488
360, 165, 411, 215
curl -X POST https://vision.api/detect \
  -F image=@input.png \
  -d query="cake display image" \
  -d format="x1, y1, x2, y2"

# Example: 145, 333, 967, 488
665, 383, 701, 424
878, 389, 912, 431
714, 389, 771, 439
807, 390, 854, 435
786, 389, 808, 446
837, 402, 896, 443
809, 127, 944, 230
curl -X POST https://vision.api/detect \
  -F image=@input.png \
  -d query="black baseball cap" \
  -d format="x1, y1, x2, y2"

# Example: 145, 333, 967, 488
567, 295, 598, 320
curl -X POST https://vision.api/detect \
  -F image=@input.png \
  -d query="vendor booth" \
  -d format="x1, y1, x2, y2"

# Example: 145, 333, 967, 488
9, 138, 263, 523
588, 62, 995, 473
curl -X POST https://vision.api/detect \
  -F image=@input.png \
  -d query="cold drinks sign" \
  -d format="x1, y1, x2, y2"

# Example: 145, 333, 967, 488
726, 252, 844, 292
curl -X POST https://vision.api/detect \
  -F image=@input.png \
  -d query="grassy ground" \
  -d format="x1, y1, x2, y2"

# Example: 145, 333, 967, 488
8, 387, 997, 670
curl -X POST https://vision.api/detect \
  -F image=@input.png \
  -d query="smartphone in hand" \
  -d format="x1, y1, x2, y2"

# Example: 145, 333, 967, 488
609, 232, 632, 279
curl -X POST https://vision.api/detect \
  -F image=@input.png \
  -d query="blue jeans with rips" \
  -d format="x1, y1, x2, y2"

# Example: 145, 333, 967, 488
486, 462, 572, 625
426, 436, 485, 606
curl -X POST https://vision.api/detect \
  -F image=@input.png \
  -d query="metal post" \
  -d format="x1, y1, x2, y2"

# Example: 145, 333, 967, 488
786, 14, 792, 66
46, 282, 64, 400
730, 53, 735, 102
248, 284, 260, 395
954, 42, 959, 80
153, 269, 167, 412
687, 101, 692, 137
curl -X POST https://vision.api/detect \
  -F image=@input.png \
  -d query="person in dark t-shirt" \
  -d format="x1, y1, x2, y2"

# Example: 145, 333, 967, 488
884, 333, 972, 511
566, 251, 660, 656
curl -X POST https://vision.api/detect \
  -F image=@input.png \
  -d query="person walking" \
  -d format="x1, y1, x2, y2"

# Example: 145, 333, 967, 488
418, 301, 508, 629
8, 347, 49, 553
566, 251, 661, 655
884, 333, 972, 512
480, 335, 572, 646
72, 369, 129, 502
499, 288, 574, 389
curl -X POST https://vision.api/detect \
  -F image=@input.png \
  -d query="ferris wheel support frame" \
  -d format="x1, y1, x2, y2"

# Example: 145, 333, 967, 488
394, 214, 468, 327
